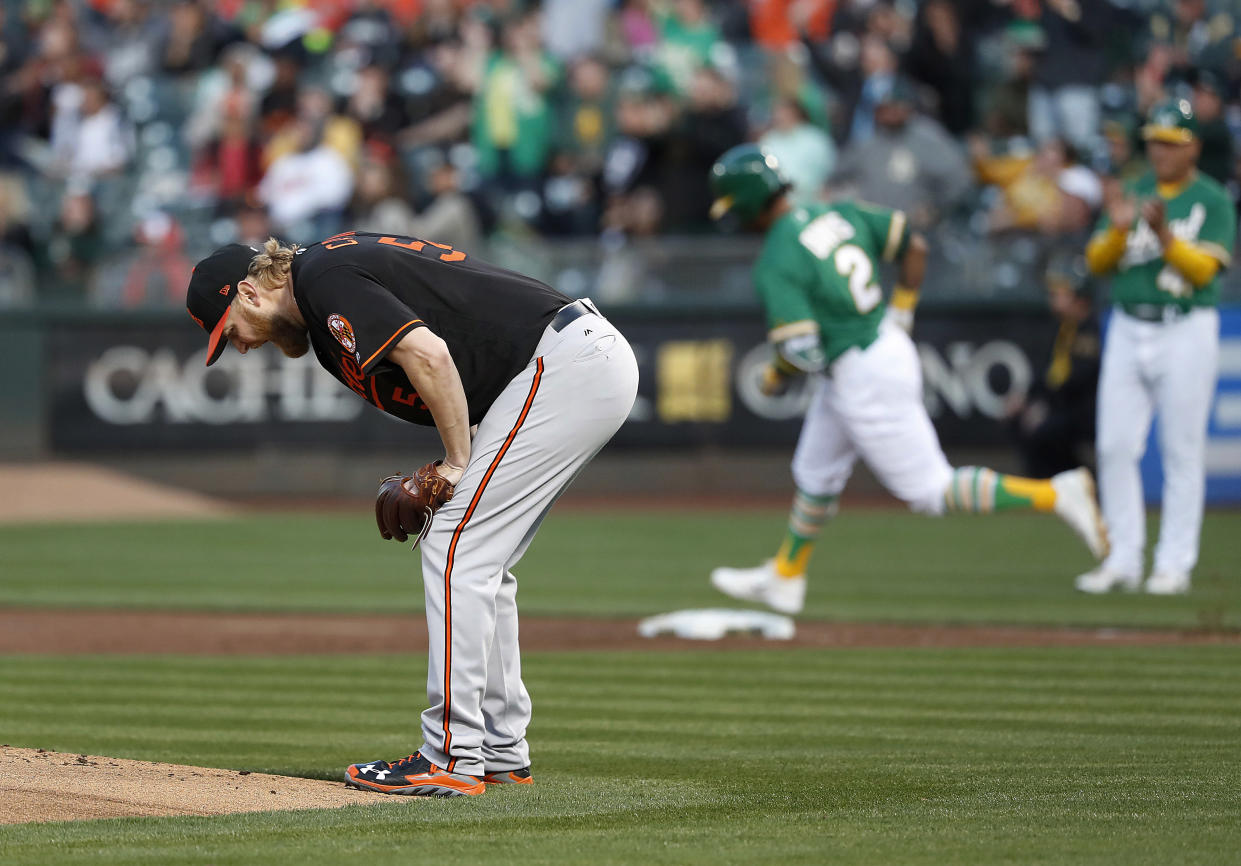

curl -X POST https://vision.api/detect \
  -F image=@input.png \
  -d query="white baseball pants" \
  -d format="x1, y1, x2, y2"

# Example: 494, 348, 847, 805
792, 321, 954, 513
1096, 307, 1220, 577
416, 307, 638, 776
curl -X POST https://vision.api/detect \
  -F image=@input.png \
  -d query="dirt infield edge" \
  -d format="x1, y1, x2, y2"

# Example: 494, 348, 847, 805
2, 607, 1238, 655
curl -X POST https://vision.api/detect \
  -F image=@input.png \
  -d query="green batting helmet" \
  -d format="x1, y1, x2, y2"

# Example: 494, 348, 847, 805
1142, 98, 1198, 144
709, 144, 790, 222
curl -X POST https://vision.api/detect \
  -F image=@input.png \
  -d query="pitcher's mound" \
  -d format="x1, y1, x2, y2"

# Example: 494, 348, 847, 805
0, 462, 231, 524
0, 747, 391, 824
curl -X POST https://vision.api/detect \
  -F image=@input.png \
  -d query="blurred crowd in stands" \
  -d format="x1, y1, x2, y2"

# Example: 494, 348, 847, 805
2, 0, 1241, 306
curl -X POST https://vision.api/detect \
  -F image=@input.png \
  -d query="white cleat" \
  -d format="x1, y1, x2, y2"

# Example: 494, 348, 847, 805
1145, 571, 1191, 595
709, 561, 806, 615
1052, 468, 1110, 560
1074, 566, 1141, 594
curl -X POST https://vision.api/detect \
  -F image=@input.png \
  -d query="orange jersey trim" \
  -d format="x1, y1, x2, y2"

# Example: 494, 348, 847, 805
439, 358, 545, 766
361, 319, 422, 370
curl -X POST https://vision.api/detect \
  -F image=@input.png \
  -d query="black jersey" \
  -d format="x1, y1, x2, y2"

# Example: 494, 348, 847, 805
291, 231, 570, 426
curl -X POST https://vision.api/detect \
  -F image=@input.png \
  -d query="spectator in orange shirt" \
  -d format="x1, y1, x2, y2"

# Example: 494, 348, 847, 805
750, 0, 833, 51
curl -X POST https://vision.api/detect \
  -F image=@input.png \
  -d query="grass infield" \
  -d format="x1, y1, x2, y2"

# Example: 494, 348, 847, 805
0, 509, 1237, 628
1, 648, 1239, 865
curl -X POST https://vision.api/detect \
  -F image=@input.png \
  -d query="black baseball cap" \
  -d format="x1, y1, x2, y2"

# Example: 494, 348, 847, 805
186, 244, 258, 366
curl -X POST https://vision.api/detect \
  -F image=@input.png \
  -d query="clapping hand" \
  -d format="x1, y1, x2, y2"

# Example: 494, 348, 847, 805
1140, 199, 1167, 235
1107, 197, 1137, 233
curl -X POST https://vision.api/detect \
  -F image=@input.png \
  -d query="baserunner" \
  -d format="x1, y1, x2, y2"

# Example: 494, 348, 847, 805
706, 144, 1108, 614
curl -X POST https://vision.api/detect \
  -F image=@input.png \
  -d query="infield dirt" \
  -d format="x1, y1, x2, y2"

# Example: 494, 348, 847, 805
2, 608, 1238, 655
0, 748, 393, 825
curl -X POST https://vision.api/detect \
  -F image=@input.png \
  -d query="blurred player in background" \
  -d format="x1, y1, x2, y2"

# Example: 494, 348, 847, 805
1006, 256, 1100, 478
706, 144, 1108, 615
1076, 99, 1235, 596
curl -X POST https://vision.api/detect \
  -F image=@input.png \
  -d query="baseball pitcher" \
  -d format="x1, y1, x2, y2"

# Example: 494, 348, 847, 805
706, 144, 1108, 614
186, 232, 638, 795
1077, 98, 1235, 595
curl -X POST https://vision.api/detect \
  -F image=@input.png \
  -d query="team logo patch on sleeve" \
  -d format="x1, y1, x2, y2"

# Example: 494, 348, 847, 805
327, 315, 357, 352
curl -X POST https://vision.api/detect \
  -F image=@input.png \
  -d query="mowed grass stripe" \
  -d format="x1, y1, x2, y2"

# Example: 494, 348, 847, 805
2, 647, 1240, 865
8, 690, 1241, 752
1, 509, 1237, 628
2, 650, 1238, 758
3, 799, 1239, 866
10, 701, 1237, 743
9, 712, 1234, 766
7, 644, 1240, 682
5, 648, 1239, 698
5, 646, 1239, 690
9, 663, 1239, 705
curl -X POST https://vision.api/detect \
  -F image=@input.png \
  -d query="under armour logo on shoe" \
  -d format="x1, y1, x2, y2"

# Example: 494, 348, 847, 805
584, 328, 593, 336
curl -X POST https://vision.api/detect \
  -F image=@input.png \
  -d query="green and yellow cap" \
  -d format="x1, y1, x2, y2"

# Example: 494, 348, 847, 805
1141, 98, 1198, 144
708, 144, 790, 222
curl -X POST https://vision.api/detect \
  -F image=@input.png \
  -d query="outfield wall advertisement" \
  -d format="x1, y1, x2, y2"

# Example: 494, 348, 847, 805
39, 306, 1241, 502
46, 310, 1060, 453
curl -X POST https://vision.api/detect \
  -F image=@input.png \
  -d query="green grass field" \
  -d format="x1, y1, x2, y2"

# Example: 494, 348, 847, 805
0, 509, 1238, 627
1, 507, 1239, 864
1, 648, 1239, 865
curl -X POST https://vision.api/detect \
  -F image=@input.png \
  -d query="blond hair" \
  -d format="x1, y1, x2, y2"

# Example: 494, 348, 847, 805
247, 238, 300, 290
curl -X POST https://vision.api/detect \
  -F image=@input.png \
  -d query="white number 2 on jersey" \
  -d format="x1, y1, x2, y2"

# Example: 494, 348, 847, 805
797, 216, 882, 312
831, 245, 883, 313
798, 215, 883, 312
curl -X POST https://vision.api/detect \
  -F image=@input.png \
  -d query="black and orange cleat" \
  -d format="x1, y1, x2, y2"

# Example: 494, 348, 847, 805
345, 752, 485, 797
482, 767, 533, 787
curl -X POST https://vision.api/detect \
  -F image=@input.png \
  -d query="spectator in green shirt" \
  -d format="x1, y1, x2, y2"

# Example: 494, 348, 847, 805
469, 10, 560, 188
655, 0, 721, 94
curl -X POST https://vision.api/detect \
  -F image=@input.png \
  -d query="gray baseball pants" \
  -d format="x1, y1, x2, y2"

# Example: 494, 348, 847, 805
416, 303, 638, 776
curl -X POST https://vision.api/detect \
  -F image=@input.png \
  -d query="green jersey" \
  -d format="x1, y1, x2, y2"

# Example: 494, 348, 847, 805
754, 201, 910, 365
1093, 170, 1235, 308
